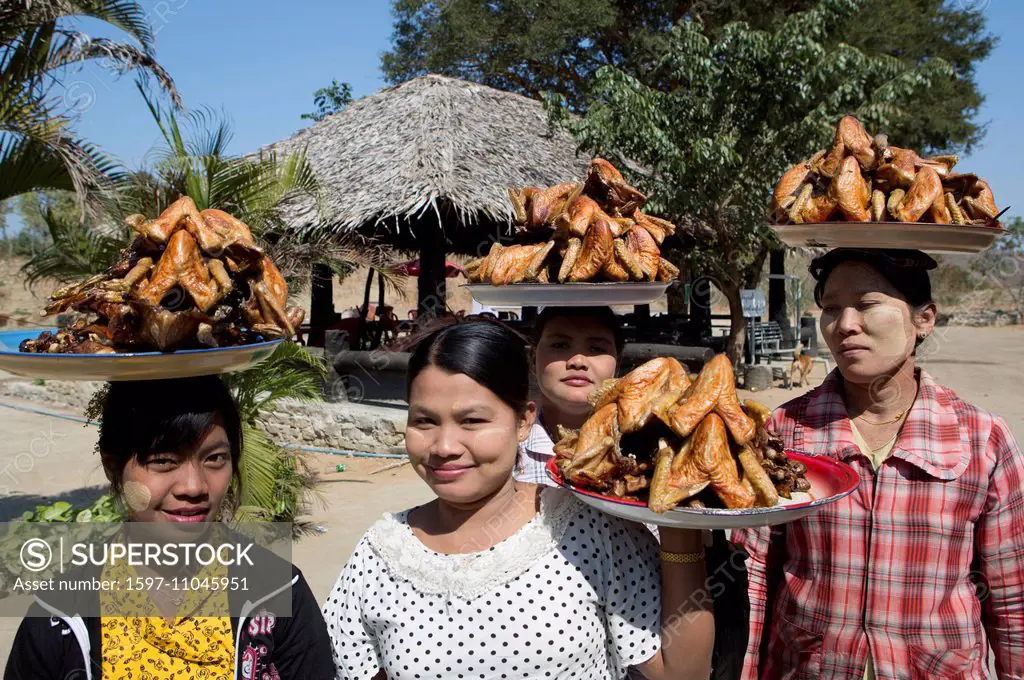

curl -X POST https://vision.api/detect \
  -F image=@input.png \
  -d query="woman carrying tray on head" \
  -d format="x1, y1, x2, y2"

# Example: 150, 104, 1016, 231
733, 249, 1024, 679
515, 305, 623, 486
5, 377, 334, 680
520, 305, 750, 680
322, 318, 714, 680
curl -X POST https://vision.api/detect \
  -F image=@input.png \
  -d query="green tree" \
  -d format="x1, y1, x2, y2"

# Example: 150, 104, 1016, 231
547, 0, 952, 362
0, 0, 180, 206
301, 79, 354, 122
382, 0, 991, 153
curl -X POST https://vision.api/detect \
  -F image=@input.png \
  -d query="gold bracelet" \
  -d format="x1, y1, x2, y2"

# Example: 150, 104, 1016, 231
660, 550, 705, 564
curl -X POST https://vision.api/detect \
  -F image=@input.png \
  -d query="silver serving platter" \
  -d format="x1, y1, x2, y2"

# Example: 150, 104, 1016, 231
0, 329, 282, 381
774, 222, 1006, 254
464, 282, 672, 307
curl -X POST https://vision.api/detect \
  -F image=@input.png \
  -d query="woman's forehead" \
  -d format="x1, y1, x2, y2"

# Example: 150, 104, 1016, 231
822, 261, 901, 300
541, 315, 616, 341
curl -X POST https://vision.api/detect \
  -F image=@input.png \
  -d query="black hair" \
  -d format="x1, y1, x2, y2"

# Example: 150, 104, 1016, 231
531, 306, 624, 356
97, 376, 243, 495
811, 249, 935, 309
406, 318, 531, 416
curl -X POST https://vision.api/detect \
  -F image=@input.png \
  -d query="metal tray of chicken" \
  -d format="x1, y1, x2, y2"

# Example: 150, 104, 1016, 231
0, 329, 282, 381
773, 221, 1006, 254
546, 454, 859, 529
464, 281, 672, 307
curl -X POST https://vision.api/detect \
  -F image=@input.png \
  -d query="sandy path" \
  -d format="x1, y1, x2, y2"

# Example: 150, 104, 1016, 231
0, 325, 1020, 666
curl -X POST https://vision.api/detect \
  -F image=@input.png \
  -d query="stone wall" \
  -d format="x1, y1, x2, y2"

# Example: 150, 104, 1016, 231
0, 380, 407, 455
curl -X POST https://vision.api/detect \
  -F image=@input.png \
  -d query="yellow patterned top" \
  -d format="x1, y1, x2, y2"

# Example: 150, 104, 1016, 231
99, 559, 234, 680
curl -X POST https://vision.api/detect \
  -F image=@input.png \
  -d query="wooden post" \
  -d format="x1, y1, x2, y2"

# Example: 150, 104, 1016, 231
309, 263, 336, 347
417, 218, 447, 320
360, 268, 374, 318
634, 304, 650, 342
769, 249, 790, 338
690, 276, 712, 342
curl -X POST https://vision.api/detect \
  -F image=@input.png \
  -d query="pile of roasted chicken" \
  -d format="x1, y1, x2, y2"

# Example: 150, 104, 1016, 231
467, 159, 681, 284
772, 116, 1002, 227
19, 197, 304, 354
556, 354, 810, 512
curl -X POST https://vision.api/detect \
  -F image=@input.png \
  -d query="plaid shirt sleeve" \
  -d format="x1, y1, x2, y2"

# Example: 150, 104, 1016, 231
975, 415, 1024, 678
733, 524, 773, 680
732, 404, 801, 680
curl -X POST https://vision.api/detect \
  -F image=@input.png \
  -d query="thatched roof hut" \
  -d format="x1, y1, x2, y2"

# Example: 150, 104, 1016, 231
261, 74, 590, 323
263, 74, 589, 251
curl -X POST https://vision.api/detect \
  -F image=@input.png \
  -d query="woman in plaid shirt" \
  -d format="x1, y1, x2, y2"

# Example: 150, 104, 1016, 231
734, 249, 1024, 679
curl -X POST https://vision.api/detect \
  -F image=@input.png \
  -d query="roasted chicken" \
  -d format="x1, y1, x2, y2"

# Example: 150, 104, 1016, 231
468, 158, 680, 285
650, 415, 754, 512
772, 116, 1002, 227
556, 354, 809, 512
19, 196, 303, 354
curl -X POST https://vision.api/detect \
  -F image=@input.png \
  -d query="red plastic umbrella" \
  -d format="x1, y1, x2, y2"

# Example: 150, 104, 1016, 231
390, 259, 466, 278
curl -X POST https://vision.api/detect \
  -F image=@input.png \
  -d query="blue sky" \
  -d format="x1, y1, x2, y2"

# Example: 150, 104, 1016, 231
36, 0, 1024, 220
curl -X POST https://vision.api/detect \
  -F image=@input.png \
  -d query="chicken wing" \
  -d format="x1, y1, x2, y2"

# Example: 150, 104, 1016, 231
656, 257, 680, 282
874, 147, 921, 189
509, 183, 583, 228
590, 357, 690, 434
584, 158, 647, 215
772, 162, 811, 219
625, 222, 660, 281
558, 403, 621, 490
567, 217, 615, 282
126, 196, 202, 245
649, 414, 754, 512
819, 115, 876, 176
829, 156, 871, 222
893, 166, 943, 223
136, 230, 226, 313
631, 211, 676, 245
555, 194, 603, 239
601, 240, 634, 282
242, 255, 303, 337
963, 178, 998, 220
195, 208, 263, 261
654, 353, 729, 438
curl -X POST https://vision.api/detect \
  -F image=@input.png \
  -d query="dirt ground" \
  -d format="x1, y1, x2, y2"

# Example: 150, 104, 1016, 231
0, 325, 1022, 665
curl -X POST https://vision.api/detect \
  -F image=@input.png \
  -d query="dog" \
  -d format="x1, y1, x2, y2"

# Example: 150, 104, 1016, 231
789, 342, 814, 388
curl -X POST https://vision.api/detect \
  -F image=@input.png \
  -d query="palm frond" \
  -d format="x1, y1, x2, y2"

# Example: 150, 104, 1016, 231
0, 134, 75, 201
234, 423, 281, 516
222, 342, 327, 426
19, 204, 129, 286
47, 36, 180, 107
1, 1, 153, 48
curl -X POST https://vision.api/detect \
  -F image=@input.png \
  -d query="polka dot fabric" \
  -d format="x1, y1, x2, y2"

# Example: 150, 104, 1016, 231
322, 488, 662, 680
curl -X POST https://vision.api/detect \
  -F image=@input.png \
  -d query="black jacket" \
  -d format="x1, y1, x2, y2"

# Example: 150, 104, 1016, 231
4, 564, 334, 680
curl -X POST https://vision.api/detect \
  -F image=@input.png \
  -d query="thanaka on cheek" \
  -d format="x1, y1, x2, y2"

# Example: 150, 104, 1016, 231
862, 304, 912, 368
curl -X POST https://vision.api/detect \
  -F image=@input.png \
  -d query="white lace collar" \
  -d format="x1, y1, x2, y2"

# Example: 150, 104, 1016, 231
365, 487, 579, 601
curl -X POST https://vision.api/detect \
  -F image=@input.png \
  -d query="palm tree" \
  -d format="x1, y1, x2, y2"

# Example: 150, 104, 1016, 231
0, 0, 180, 205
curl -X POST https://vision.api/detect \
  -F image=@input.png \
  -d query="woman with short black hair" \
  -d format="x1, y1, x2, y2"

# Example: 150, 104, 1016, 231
5, 376, 334, 680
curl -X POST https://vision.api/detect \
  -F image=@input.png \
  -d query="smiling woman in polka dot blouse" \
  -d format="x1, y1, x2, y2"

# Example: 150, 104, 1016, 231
322, 319, 714, 680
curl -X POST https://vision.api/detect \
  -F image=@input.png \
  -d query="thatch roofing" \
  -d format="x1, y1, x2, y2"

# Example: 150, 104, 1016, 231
261, 74, 591, 253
